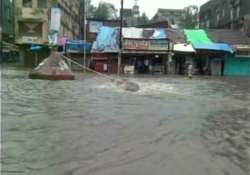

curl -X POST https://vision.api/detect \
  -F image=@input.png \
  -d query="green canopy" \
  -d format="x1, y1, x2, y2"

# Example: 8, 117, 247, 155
184, 29, 213, 44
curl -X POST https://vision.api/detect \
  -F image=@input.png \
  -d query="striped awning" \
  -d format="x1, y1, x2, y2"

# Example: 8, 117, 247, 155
3, 41, 19, 52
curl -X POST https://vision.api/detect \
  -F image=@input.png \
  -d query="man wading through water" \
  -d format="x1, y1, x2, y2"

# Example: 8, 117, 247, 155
188, 63, 193, 79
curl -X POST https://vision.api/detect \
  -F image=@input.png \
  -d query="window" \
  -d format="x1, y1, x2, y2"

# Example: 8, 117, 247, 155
23, 0, 32, 8
37, 0, 47, 8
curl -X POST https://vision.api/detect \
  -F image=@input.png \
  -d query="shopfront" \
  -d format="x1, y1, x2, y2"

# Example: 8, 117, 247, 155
122, 38, 170, 74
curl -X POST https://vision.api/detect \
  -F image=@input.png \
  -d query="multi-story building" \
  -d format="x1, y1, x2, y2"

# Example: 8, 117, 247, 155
57, 0, 80, 39
122, 0, 140, 26
199, 0, 250, 30
13, 0, 81, 66
2, 0, 15, 43
14, 0, 49, 45
1, 0, 19, 62
151, 9, 184, 28
14, 0, 81, 45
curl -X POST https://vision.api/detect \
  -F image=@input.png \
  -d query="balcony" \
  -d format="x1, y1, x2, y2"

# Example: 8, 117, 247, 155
16, 7, 48, 21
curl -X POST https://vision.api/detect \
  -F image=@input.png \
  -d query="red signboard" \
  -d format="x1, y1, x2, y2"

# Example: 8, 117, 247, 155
123, 40, 150, 50
123, 39, 169, 51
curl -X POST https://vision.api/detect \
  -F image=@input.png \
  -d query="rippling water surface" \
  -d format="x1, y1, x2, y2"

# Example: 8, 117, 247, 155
1, 66, 250, 175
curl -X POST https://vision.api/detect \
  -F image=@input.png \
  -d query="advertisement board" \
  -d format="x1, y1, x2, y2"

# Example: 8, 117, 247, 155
89, 21, 103, 33
123, 39, 169, 51
50, 8, 61, 32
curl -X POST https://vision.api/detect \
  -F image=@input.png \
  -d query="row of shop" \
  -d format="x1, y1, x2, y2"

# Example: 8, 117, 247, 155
85, 27, 250, 76
21, 27, 250, 76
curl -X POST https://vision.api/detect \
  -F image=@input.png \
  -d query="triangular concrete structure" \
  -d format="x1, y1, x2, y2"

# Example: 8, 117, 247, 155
29, 52, 75, 80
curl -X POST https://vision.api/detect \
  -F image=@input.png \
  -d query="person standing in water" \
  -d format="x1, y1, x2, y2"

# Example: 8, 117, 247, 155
188, 63, 193, 79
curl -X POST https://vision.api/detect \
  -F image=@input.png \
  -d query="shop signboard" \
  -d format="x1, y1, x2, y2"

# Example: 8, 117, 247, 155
149, 40, 169, 51
49, 8, 61, 45
22, 36, 38, 43
50, 8, 61, 32
123, 39, 169, 51
123, 39, 149, 50
89, 21, 103, 33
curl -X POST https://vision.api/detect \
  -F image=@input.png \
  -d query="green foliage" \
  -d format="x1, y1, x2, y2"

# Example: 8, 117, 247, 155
84, 0, 96, 18
93, 2, 117, 20
180, 5, 199, 29
137, 13, 150, 25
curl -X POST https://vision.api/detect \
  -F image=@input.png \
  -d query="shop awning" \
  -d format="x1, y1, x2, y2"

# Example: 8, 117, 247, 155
2, 41, 19, 52
184, 29, 213, 44
66, 40, 92, 53
173, 43, 195, 53
192, 43, 234, 53
184, 29, 234, 54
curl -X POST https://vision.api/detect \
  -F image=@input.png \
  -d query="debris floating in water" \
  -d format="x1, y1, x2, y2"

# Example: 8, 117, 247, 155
114, 79, 140, 92
62, 55, 140, 92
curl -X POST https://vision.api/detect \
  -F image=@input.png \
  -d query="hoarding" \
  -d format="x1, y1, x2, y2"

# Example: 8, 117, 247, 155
89, 21, 103, 33
123, 39, 169, 51
50, 8, 61, 32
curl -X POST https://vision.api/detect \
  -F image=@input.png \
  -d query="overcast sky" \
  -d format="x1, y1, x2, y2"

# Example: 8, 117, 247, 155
92, 0, 209, 18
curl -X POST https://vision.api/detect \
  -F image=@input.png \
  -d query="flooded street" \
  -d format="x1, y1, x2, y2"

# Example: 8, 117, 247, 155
1, 66, 250, 175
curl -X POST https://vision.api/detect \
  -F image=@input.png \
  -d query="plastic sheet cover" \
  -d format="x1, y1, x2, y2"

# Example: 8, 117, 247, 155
96, 26, 119, 52
192, 43, 234, 53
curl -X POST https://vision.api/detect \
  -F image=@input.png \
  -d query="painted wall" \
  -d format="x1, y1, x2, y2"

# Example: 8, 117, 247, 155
224, 56, 250, 76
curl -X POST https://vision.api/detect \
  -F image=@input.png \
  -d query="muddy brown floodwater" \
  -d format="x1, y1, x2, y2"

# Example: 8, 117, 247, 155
1, 66, 250, 175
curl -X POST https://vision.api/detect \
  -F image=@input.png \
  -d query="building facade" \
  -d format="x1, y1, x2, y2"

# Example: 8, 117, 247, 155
14, 0, 49, 45
57, 0, 80, 39
14, 0, 81, 45
1, 0, 19, 62
151, 9, 184, 28
2, 0, 15, 42
199, 0, 250, 30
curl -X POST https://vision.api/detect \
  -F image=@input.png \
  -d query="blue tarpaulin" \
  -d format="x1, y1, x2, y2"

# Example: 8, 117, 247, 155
192, 43, 234, 53
28, 45, 43, 52
95, 26, 118, 52
151, 29, 167, 39
66, 40, 92, 53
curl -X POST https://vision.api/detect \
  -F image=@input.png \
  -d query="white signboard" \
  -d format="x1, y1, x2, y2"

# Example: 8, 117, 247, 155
50, 8, 61, 32
89, 21, 103, 33
22, 36, 38, 43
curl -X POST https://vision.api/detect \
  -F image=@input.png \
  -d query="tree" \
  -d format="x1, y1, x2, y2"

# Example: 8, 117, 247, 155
80, 0, 96, 18
93, 2, 118, 20
180, 5, 199, 29
137, 13, 150, 25
86, 0, 96, 18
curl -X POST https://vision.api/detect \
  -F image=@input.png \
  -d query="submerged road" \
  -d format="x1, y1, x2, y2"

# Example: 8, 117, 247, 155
1, 66, 250, 175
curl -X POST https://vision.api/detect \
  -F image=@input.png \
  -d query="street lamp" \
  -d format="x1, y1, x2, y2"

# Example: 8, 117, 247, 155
0, 0, 3, 61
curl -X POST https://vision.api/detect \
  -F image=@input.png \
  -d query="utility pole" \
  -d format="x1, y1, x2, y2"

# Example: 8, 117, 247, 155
118, 0, 124, 75
0, 0, 3, 62
83, 0, 87, 72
